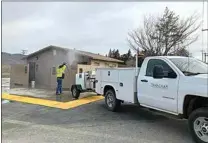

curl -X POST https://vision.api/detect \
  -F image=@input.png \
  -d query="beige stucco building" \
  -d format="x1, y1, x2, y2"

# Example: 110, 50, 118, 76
10, 45, 123, 89
77, 56, 120, 73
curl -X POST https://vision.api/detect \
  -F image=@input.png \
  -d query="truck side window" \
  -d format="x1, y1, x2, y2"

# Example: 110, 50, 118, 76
146, 59, 175, 78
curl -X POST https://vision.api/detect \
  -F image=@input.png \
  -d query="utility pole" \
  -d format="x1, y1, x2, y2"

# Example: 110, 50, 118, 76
204, 52, 208, 63
201, 0, 208, 63
203, 1, 208, 63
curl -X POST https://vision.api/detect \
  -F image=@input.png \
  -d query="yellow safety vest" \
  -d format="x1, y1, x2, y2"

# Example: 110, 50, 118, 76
56, 65, 66, 78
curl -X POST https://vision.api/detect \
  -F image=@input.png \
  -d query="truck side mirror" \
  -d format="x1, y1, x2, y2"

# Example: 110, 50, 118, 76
168, 71, 177, 78
153, 65, 164, 79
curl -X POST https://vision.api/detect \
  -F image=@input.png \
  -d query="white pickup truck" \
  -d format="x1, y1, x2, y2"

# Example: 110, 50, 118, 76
95, 56, 208, 143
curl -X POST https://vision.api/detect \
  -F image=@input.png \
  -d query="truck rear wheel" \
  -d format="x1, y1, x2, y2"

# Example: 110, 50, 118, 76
188, 107, 208, 143
71, 85, 80, 99
105, 89, 120, 112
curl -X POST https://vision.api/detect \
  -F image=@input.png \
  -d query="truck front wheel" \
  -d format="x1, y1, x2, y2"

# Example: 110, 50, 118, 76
104, 89, 120, 112
188, 108, 208, 143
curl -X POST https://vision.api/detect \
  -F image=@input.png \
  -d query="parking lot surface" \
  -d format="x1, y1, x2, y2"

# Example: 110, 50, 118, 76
2, 99, 194, 143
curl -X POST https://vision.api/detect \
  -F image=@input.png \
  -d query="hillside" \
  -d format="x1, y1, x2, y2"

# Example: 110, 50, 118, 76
2, 52, 26, 65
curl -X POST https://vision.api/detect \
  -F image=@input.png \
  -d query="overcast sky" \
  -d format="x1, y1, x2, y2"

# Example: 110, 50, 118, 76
2, 2, 208, 59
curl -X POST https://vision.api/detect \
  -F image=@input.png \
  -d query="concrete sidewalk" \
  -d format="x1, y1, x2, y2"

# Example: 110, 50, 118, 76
2, 78, 96, 102
2, 78, 102, 109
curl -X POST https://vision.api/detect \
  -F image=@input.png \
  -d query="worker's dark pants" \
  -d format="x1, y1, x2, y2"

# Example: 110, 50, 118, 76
56, 78, 63, 95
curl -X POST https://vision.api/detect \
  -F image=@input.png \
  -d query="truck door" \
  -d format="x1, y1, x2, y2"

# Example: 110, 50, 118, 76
138, 59, 178, 113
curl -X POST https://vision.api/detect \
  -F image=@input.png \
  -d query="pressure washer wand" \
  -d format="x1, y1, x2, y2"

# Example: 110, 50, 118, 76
65, 63, 70, 73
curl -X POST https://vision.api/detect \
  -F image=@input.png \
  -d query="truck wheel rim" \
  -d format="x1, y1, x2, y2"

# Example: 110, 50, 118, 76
194, 117, 208, 142
106, 92, 114, 108
73, 88, 76, 96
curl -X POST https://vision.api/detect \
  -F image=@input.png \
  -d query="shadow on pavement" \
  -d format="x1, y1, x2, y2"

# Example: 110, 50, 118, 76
98, 103, 189, 138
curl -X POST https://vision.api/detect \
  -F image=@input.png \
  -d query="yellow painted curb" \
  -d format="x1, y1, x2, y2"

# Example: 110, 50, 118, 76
60, 96, 105, 109
2, 93, 104, 109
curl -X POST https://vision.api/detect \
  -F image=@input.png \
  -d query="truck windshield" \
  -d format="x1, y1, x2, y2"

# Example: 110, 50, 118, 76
169, 58, 208, 76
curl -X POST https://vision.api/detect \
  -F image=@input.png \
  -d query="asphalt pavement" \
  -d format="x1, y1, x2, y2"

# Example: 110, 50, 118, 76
2, 100, 194, 143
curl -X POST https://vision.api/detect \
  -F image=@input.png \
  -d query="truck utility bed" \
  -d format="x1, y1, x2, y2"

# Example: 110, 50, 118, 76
95, 67, 140, 103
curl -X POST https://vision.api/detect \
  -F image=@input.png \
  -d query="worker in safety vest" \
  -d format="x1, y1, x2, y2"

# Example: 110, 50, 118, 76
56, 62, 67, 95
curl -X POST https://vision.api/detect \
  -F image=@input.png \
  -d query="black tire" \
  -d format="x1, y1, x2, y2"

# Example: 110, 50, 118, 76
104, 89, 121, 112
188, 107, 208, 143
71, 85, 80, 99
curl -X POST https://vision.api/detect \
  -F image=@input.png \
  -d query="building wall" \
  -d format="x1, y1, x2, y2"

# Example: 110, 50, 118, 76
27, 50, 54, 89
10, 64, 29, 88
25, 48, 120, 89
91, 59, 118, 67
77, 60, 118, 73
26, 49, 88, 89
77, 64, 98, 73
49, 49, 89, 89
2, 65, 11, 78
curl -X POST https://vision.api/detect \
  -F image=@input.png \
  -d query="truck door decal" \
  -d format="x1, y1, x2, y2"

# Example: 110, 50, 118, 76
151, 83, 168, 89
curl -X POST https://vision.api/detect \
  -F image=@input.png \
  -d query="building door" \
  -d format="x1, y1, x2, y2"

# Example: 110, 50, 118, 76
29, 62, 36, 83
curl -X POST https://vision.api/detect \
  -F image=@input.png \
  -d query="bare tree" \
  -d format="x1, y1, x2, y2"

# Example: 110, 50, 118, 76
128, 7, 200, 57
21, 50, 28, 55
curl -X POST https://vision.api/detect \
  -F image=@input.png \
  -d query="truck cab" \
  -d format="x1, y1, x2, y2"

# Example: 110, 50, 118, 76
137, 56, 208, 115
96, 56, 208, 143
